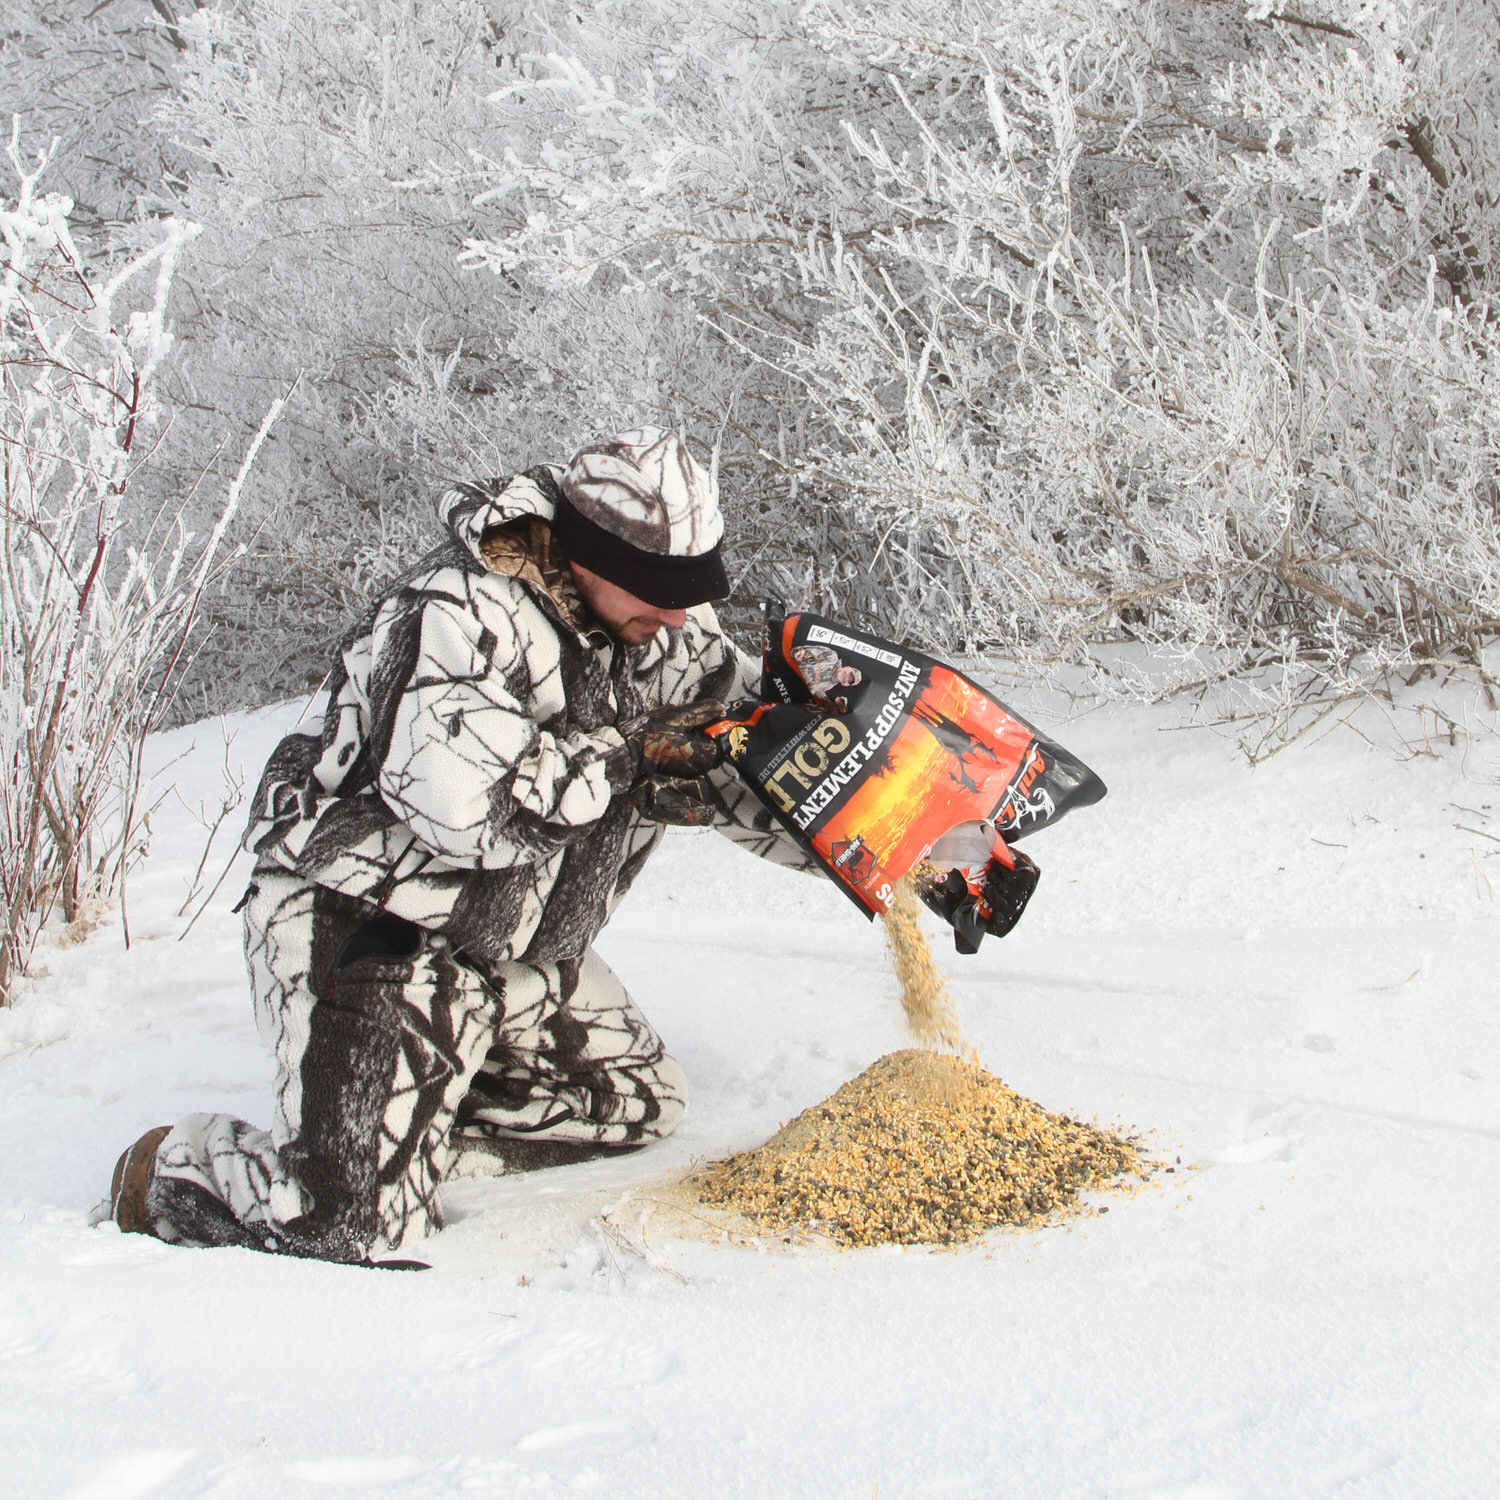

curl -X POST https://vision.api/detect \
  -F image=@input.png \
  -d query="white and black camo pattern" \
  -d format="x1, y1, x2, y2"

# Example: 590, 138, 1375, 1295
140, 466, 812, 1261
560, 427, 722, 558
145, 869, 687, 1260
242, 464, 813, 973
455, 948, 686, 1146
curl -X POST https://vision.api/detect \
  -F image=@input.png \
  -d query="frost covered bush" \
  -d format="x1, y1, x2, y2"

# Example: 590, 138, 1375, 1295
760, 1, 1500, 714
149, 0, 1034, 691
456, 0, 1500, 717
0, 0, 189, 240
147, 0, 731, 708
14, 0, 1497, 728
0, 136, 277, 1004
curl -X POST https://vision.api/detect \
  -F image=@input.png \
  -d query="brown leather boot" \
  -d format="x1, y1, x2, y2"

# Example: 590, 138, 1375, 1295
109, 1125, 173, 1235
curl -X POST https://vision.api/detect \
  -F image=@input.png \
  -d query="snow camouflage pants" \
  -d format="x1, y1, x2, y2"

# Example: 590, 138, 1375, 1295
144, 869, 687, 1262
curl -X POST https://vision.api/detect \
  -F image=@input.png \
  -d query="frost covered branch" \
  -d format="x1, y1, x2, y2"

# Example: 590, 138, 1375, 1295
0, 133, 276, 1003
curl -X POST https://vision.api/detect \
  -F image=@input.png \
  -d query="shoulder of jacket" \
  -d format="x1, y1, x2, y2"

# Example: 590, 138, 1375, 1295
681, 601, 729, 642
360, 556, 525, 633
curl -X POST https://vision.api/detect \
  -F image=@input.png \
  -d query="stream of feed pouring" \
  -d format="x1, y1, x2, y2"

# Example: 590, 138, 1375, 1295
884, 872, 974, 1061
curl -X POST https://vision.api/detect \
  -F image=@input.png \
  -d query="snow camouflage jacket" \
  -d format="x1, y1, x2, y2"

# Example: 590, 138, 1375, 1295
241, 466, 813, 967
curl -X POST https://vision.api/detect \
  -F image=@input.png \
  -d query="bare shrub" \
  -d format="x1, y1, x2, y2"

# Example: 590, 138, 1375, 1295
0, 132, 279, 1003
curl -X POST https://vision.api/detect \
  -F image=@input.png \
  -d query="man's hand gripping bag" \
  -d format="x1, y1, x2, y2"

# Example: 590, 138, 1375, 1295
705, 605, 1107, 952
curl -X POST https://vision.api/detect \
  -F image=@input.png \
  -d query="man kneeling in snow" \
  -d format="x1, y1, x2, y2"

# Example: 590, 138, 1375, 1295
99, 428, 815, 1264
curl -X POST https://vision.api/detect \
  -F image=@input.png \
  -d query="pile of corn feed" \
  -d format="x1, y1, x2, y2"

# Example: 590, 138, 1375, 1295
692, 879, 1144, 1246
693, 1049, 1143, 1245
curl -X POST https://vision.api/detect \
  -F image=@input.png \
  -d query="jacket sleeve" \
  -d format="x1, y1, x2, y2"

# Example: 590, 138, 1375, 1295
658, 605, 822, 873
371, 587, 635, 868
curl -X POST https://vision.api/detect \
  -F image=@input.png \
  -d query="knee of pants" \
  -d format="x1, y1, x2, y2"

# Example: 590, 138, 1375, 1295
642, 1052, 689, 1141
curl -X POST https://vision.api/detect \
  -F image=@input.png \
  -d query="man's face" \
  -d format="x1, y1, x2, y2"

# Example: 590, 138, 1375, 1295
568, 561, 689, 646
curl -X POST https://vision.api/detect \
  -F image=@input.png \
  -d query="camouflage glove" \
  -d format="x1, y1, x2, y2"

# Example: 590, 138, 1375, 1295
620, 699, 728, 781
629, 772, 719, 826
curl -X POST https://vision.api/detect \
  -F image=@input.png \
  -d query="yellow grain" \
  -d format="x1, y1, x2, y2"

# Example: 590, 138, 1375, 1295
691, 1050, 1146, 1247
688, 864, 1148, 1246
885, 869, 972, 1059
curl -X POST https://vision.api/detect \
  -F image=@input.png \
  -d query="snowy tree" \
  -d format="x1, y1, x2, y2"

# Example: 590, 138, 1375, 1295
8, 0, 1495, 730
0, 0, 191, 237
463, 0, 1499, 719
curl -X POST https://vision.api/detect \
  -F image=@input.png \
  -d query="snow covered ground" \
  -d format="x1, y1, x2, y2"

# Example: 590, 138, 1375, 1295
2, 685, 1498, 1499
